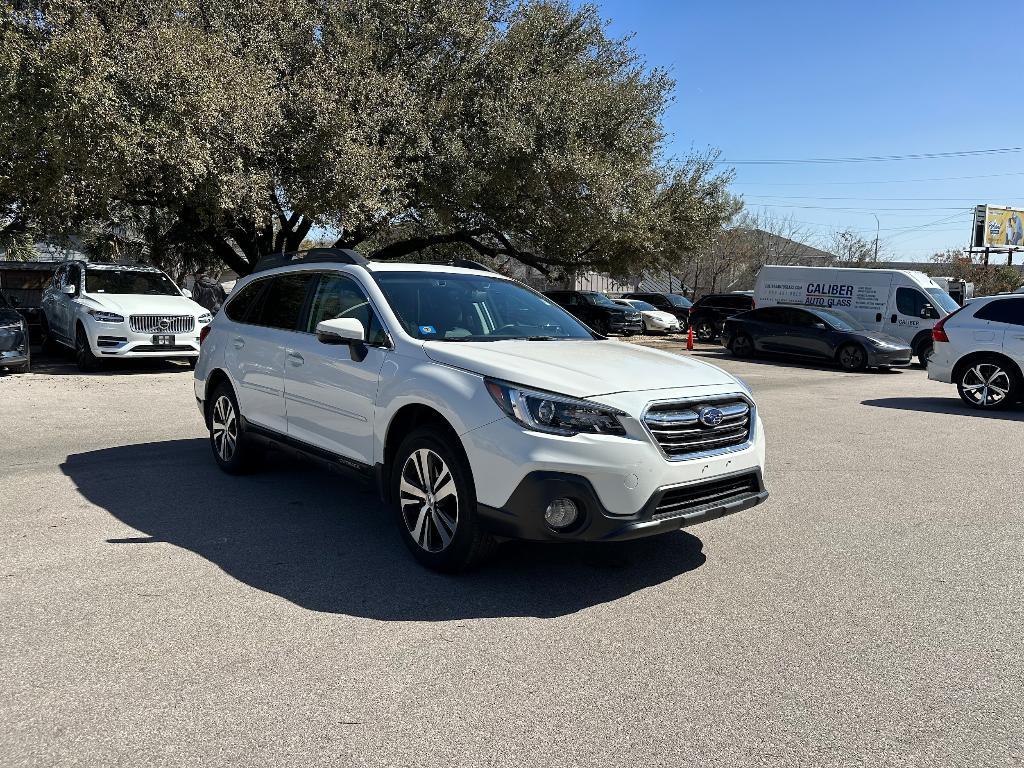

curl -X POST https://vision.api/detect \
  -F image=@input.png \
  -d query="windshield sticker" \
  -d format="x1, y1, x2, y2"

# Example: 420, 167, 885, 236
419, 325, 437, 335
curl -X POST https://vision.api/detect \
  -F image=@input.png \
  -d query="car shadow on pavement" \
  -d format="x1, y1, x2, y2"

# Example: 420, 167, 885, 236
862, 397, 1024, 420
689, 348, 906, 373
61, 439, 706, 621
29, 353, 191, 376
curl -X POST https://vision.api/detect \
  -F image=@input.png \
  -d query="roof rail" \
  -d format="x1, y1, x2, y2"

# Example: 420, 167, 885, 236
251, 247, 369, 274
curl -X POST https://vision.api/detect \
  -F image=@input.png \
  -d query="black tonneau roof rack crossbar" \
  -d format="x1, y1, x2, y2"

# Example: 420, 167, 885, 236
251, 247, 369, 274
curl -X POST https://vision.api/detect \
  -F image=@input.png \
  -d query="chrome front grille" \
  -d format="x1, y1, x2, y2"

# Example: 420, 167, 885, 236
643, 395, 753, 459
129, 315, 195, 334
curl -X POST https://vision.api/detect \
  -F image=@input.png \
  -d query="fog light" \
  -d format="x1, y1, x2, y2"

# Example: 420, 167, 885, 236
544, 498, 578, 529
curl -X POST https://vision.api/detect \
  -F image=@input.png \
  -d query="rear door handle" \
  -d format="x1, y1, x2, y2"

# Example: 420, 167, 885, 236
287, 351, 304, 366
232, 337, 245, 349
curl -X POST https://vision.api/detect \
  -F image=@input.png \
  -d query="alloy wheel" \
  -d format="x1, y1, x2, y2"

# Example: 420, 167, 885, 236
211, 395, 238, 461
400, 448, 459, 552
732, 335, 752, 357
961, 363, 1011, 407
840, 345, 865, 370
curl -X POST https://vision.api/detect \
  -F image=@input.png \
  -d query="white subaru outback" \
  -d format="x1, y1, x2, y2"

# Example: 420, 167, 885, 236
41, 260, 212, 371
194, 249, 768, 571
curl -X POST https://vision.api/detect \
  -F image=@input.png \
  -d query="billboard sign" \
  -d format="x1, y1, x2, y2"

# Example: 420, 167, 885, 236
973, 205, 1024, 249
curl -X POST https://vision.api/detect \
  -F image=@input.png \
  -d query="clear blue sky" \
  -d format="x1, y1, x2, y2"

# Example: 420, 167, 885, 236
594, 0, 1024, 261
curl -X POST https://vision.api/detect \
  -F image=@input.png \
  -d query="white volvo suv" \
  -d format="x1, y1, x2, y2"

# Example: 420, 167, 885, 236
928, 293, 1024, 409
194, 249, 768, 571
41, 260, 212, 371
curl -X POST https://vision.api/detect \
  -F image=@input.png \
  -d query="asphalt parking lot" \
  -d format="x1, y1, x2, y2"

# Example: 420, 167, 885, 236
1, 343, 1021, 767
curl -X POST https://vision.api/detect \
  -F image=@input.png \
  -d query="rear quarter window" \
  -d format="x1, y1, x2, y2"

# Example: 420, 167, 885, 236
224, 279, 268, 323
973, 298, 1024, 326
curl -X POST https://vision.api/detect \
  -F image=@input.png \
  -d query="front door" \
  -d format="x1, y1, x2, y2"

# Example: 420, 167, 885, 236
886, 286, 936, 345
783, 308, 834, 359
284, 272, 388, 466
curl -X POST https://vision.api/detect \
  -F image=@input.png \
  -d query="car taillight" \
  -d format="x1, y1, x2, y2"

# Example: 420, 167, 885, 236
932, 305, 965, 343
199, 325, 212, 345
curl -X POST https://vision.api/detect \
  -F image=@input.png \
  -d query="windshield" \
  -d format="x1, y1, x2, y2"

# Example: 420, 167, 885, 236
666, 294, 692, 308
86, 268, 180, 296
926, 288, 959, 315
812, 308, 864, 331
580, 291, 620, 308
628, 300, 657, 311
374, 272, 594, 341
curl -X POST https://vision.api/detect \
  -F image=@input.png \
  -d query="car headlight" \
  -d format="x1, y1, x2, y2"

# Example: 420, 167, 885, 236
87, 309, 124, 323
484, 379, 627, 436
198, 313, 212, 324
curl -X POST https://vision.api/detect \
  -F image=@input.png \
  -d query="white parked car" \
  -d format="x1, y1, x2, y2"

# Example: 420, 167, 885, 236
614, 298, 682, 333
41, 260, 211, 371
194, 250, 768, 571
928, 293, 1024, 409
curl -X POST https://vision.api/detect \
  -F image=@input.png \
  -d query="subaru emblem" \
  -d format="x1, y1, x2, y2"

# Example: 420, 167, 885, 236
698, 406, 724, 427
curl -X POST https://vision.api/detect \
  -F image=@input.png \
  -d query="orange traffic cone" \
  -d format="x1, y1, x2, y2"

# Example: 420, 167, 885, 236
686, 325, 694, 351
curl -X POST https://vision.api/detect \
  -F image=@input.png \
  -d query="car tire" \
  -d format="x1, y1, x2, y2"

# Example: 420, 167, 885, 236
75, 325, 101, 373
837, 343, 868, 372
730, 333, 754, 358
955, 357, 1021, 410
917, 341, 934, 369
392, 427, 495, 572
40, 316, 58, 355
695, 319, 716, 342
208, 382, 263, 474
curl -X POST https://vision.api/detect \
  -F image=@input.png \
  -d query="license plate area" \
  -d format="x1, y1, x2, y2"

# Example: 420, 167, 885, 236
152, 334, 175, 346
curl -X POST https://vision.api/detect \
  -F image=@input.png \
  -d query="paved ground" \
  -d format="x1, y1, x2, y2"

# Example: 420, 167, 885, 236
1, 342, 1021, 767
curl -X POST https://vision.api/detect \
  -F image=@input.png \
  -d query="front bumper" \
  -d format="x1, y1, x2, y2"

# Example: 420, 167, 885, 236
0, 325, 29, 367
85, 322, 202, 358
609, 317, 644, 334
478, 468, 768, 542
866, 347, 913, 367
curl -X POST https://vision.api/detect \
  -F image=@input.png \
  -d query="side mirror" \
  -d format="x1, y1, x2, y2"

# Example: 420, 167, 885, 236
316, 317, 365, 345
61, 284, 77, 296
181, 288, 193, 299
920, 305, 935, 319
813, 322, 827, 329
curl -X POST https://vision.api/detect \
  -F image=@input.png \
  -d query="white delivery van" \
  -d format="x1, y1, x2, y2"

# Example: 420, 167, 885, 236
754, 265, 960, 366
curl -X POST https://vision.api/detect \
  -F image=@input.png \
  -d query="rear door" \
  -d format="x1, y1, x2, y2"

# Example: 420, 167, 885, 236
284, 271, 389, 466
232, 272, 316, 435
975, 297, 1024, 363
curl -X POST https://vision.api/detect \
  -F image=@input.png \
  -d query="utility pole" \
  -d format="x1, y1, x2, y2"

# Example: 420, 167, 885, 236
873, 214, 879, 262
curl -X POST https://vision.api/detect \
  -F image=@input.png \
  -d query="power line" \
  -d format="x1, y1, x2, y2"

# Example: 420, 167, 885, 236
746, 203, 971, 212
744, 195, 989, 202
717, 146, 1024, 165
733, 171, 1024, 186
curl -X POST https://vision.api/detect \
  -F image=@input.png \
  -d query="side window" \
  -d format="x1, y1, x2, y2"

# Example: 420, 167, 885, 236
224, 279, 268, 324
787, 310, 819, 327
564, 293, 580, 306
51, 266, 66, 290
306, 273, 388, 345
896, 287, 931, 317
974, 298, 1024, 327
756, 307, 788, 324
256, 273, 316, 331
65, 265, 81, 292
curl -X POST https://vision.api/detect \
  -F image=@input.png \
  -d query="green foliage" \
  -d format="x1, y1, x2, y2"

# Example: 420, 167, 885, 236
931, 249, 1023, 295
1, 0, 735, 276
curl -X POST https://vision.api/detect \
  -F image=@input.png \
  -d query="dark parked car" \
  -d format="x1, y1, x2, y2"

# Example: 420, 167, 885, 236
0, 290, 31, 373
688, 293, 755, 341
722, 306, 913, 371
544, 290, 643, 335
620, 291, 693, 327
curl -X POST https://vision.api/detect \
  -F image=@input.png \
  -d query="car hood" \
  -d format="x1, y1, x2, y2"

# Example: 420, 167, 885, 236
642, 310, 679, 323
79, 293, 207, 316
421, 339, 738, 398
855, 330, 912, 348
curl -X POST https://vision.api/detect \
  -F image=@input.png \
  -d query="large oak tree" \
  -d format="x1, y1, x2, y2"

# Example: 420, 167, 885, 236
1, 0, 734, 277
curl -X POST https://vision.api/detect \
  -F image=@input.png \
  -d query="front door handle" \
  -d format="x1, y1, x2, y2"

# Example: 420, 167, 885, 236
232, 337, 245, 349
890, 314, 897, 323
287, 351, 304, 366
